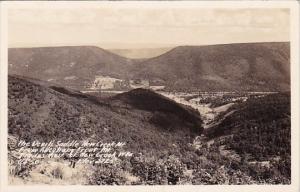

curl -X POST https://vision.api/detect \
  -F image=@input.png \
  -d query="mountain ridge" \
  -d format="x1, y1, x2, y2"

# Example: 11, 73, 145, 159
133, 42, 290, 91
8, 42, 290, 92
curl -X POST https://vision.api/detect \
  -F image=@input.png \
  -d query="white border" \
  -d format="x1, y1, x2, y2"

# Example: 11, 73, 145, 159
0, 1, 299, 192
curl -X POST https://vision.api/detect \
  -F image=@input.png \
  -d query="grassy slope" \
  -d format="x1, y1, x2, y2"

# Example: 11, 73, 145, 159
8, 75, 203, 157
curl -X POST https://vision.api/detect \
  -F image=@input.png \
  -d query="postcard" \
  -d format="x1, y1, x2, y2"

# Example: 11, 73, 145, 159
0, 1, 299, 192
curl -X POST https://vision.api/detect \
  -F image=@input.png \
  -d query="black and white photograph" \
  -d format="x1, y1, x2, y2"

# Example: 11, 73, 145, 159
0, 1, 299, 191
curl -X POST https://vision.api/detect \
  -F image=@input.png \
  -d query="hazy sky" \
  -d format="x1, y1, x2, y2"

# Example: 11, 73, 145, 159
8, 7, 290, 49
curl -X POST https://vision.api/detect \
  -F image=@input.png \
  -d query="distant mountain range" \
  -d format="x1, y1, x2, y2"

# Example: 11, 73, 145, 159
109, 47, 173, 59
8, 42, 290, 92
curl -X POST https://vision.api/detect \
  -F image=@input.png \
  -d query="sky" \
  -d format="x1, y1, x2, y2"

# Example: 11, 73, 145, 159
8, 7, 290, 49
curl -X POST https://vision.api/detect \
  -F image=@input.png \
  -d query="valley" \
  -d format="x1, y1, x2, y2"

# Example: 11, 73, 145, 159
82, 89, 274, 129
7, 42, 291, 185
